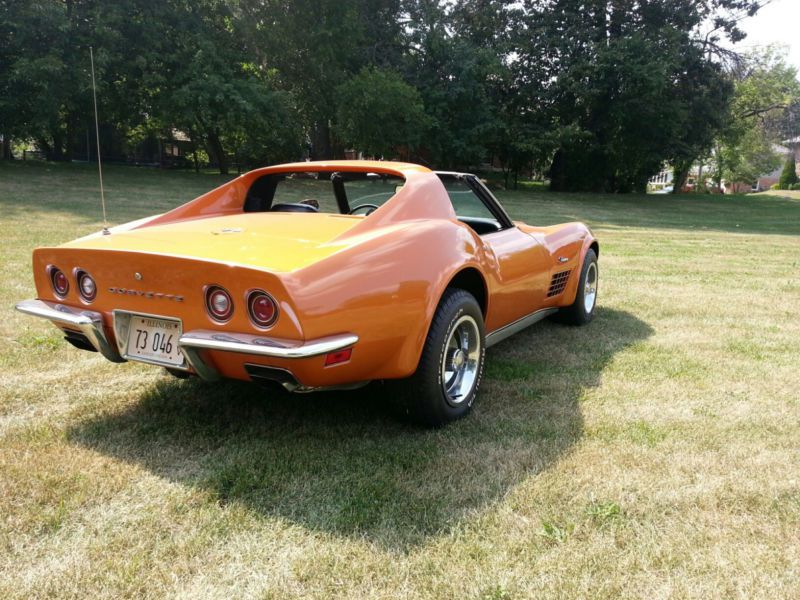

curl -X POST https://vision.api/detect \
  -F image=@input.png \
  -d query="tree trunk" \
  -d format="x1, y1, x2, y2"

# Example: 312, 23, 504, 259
672, 161, 692, 194
190, 135, 200, 173
51, 130, 65, 161
548, 149, 567, 191
206, 131, 229, 175
310, 121, 332, 160
65, 116, 78, 162
696, 161, 704, 192
36, 137, 52, 159
633, 174, 648, 194
1, 135, 12, 160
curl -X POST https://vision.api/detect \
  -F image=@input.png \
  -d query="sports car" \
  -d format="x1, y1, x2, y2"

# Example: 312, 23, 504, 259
16, 161, 598, 425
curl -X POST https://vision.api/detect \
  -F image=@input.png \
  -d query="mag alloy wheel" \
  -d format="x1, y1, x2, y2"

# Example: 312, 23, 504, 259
397, 288, 485, 427
583, 262, 598, 314
440, 314, 482, 406
553, 248, 598, 326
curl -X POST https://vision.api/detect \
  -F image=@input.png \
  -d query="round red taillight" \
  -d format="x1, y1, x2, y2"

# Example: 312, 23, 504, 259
50, 267, 69, 297
76, 270, 97, 302
205, 286, 233, 322
247, 290, 278, 328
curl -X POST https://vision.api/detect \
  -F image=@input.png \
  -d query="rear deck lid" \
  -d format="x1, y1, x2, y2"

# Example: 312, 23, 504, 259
61, 213, 364, 272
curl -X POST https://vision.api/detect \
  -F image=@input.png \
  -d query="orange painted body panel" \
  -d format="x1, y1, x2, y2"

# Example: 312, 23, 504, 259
28, 161, 597, 387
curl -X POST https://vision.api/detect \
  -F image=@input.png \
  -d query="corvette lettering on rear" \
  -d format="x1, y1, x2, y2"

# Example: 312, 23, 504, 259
107, 287, 184, 302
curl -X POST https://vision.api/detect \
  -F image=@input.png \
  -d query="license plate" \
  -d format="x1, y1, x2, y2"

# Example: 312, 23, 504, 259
125, 315, 184, 367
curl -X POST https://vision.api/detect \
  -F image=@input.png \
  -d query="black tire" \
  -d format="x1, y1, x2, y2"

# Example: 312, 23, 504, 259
397, 288, 486, 427
555, 248, 598, 326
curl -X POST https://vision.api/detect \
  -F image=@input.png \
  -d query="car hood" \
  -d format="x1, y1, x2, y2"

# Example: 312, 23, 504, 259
61, 212, 366, 272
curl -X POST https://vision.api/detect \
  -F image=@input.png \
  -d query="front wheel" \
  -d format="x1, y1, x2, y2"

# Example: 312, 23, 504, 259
398, 289, 486, 427
556, 248, 598, 326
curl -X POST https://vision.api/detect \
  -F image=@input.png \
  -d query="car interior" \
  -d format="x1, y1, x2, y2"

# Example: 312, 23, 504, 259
243, 171, 402, 216
243, 170, 510, 235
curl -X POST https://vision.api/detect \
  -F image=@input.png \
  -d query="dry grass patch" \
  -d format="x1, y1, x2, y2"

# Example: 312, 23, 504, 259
1, 162, 799, 598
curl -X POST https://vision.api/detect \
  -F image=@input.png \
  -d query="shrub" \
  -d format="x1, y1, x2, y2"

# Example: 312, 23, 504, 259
770, 183, 780, 190
778, 156, 799, 189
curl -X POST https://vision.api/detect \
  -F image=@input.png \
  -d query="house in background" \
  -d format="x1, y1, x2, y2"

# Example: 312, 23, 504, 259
750, 137, 800, 191
652, 136, 800, 194
648, 165, 705, 193
126, 130, 194, 168
15, 129, 197, 167
648, 167, 673, 191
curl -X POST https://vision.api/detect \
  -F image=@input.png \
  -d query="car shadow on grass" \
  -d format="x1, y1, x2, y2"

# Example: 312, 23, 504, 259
67, 307, 652, 550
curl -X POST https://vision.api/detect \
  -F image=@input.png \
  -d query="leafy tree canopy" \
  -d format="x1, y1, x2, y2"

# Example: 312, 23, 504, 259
334, 67, 428, 158
712, 47, 800, 188
2, 0, 791, 193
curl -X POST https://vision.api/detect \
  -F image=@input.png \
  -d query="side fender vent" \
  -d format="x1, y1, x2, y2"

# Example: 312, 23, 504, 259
547, 270, 572, 297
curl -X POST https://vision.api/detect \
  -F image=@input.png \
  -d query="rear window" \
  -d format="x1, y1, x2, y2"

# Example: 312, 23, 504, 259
244, 171, 405, 215
272, 174, 340, 213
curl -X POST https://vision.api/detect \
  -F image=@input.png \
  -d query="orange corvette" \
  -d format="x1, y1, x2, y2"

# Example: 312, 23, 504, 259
17, 161, 598, 425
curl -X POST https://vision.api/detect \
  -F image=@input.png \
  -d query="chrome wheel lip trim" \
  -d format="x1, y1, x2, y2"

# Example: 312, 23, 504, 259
584, 261, 598, 314
441, 314, 481, 406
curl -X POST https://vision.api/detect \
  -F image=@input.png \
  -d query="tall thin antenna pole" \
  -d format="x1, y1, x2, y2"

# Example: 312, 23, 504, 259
90, 47, 110, 235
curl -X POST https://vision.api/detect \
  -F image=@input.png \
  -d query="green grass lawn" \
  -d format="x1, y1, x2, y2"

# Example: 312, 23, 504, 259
1, 161, 799, 598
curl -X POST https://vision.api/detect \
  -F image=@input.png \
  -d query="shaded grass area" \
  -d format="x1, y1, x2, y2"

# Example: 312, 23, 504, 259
1, 161, 799, 598
65, 307, 648, 549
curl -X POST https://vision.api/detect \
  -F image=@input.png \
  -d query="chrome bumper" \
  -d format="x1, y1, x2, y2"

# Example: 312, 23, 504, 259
15, 299, 358, 383
178, 330, 358, 382
15, 299, 124, 362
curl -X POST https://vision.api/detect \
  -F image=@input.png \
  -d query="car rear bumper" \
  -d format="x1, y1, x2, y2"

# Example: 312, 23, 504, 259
15, 299, 359, 389
177, 330, 358, 384
15, 299, 124, 363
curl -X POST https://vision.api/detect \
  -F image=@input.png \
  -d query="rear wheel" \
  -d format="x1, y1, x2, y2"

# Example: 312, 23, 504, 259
398, 289, 485, 427
556, 248, 598, 325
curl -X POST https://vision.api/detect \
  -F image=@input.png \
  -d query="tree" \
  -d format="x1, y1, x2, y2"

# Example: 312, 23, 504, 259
128, 0, 303, 174
400, 0, 516, 168
715, 127, 780, 188
334, 67, 427, 157
238, 0, 405, 159
667, 51, 733, 194
712, 47, 800, 190
1, 0, 103, 160
778, 155, 799, 189
0, 0, 775, 188
513, 0, 761, 192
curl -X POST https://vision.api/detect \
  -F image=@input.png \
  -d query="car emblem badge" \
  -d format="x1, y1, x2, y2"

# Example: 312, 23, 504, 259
134, 272, 143, 280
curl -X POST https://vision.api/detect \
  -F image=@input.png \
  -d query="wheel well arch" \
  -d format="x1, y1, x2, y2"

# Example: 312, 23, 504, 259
445, 267, 488, 317
589, 240, 599, 257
